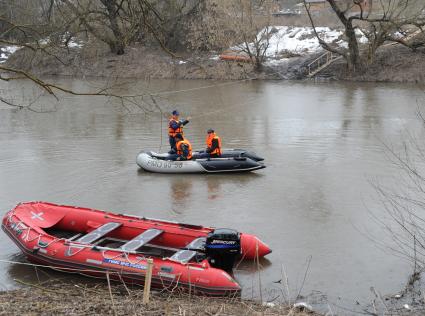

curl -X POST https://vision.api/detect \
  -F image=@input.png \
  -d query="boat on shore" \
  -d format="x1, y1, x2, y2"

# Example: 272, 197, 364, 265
3, 202, 271, 296
137, 149, 265, 174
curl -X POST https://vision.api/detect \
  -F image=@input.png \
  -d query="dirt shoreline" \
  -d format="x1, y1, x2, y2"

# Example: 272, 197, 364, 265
6, 40, 425, 83
0, 279, 317, 316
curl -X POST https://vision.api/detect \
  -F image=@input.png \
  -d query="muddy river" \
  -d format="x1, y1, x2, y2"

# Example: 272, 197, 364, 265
1, 78, 424, 312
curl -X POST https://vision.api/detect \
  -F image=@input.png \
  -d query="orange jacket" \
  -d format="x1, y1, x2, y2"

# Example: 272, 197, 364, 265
176, 139, 193, 160
206, 133, 222, 156
168, 118, 184, 137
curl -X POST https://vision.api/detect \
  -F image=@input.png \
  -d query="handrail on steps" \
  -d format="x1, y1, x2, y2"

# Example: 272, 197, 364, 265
307, 51, 339, 76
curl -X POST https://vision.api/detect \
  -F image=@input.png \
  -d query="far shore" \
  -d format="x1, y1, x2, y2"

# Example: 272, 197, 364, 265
5, 39, 425, 84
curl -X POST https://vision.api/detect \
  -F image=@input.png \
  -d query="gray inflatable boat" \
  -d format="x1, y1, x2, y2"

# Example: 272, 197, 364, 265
136, 149, 265, 174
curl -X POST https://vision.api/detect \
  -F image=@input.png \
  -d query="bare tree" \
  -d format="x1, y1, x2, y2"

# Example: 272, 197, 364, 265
57, 0, 145, 55
0, 1, 154, 112
187, 0, 274, 70
370, 110, 425, 276
305, 0, 425, 71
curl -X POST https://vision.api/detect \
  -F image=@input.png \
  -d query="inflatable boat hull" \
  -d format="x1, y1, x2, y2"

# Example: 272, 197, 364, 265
2, 202, 271, 296
136, 151, 265, 174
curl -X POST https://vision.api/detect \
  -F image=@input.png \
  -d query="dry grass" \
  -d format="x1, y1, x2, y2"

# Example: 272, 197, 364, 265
6, 42, 262, 81
328, 44, 425, 83
0, 279, 318, 316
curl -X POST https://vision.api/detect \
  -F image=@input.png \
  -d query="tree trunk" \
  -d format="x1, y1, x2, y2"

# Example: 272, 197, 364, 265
345, 21, 361, 71
327, 0, 361, 71
100, 0, 125, 55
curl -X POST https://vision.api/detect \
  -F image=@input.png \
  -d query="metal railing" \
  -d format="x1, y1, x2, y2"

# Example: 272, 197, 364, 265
306, 51, 341, 77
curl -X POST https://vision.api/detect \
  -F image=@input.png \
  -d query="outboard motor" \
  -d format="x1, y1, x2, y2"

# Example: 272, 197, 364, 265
205, 228, 241, 272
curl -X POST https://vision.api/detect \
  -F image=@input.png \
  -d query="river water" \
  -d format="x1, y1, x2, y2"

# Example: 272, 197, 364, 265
0, 78, 424, 312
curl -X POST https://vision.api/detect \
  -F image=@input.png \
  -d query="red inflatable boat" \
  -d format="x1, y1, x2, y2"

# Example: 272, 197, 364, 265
2, 202, 271, 296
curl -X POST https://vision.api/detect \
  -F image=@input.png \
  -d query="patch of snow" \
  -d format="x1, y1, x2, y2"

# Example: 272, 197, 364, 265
393, 31, 404, 39
0, 45, 21, 63
264, 58, 289, 66
231, 26, 368, 59
3, 46, 20, 54
293, 302, 313, 312
273, 8, 301, 16
38, 32, 84, 48
355, 29, 368, 44
67, 40, 83, 48
38, 38, 49, 45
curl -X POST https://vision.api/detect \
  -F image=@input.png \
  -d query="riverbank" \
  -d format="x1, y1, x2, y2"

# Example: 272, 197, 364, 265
0, 279, 317, 316
3, 277, 425, 316
6, 42, 262, 81
4, 23, 425, 84
6, 41, 425, 83
326, 44, 425, 83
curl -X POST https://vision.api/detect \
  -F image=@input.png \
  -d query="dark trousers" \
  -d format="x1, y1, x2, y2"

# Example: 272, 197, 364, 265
169, 136, 177, 153
197, 153, 220, 159
168, 154, 179, 161
168, 154, 189, 161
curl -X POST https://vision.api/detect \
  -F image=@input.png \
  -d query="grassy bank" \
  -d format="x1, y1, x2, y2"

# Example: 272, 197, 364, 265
0, 279, 317, 316
327, 44, 425, 83
6, 42, 263, 81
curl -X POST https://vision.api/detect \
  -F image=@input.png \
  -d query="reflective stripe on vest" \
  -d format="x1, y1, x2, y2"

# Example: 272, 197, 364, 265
176, 139, 193, 159
206, 133, 222, 156
168, 118, 183, 137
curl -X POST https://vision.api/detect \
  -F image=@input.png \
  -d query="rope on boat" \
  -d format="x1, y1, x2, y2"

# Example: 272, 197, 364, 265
123, 252, 148, 265
101, 250, 125, 261
0, 258, 143, 275
0, 258, 185, 291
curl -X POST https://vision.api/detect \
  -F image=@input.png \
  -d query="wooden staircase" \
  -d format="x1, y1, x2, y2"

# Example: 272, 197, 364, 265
306, 51, 342, 78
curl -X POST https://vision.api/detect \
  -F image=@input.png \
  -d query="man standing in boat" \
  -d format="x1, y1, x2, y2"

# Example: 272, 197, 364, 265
170, 133, 192, 161
168, 110, 190, 153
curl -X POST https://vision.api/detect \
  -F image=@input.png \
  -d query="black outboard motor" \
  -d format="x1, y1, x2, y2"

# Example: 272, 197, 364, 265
205, 228, 241, 272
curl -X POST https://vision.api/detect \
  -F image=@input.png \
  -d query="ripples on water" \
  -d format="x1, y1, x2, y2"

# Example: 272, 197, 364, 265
0, 79, 424, 313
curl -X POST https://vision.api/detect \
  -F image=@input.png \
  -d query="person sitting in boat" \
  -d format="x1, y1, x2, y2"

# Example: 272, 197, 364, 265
169, 133, 192, 161
168, 110, 190, 153
205, 129, 222, 158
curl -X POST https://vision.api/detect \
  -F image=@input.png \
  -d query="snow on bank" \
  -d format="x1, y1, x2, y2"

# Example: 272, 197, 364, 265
0, 33, 83, 64
39, 33, 84, 49
0, 46, 21, 63
232, 26, 367, 59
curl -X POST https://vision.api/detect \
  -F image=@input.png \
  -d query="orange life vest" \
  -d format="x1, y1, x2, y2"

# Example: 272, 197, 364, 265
168, 118, 184, 137
176, 139, 193, 160
206, 133, 222, 156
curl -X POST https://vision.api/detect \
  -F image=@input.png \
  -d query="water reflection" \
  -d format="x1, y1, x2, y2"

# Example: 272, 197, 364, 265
170, 176, 193, 211
235, 257, 272, 274
207, 180, 221, 200
135, 171, 264, 215
6, 253, 101, 289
